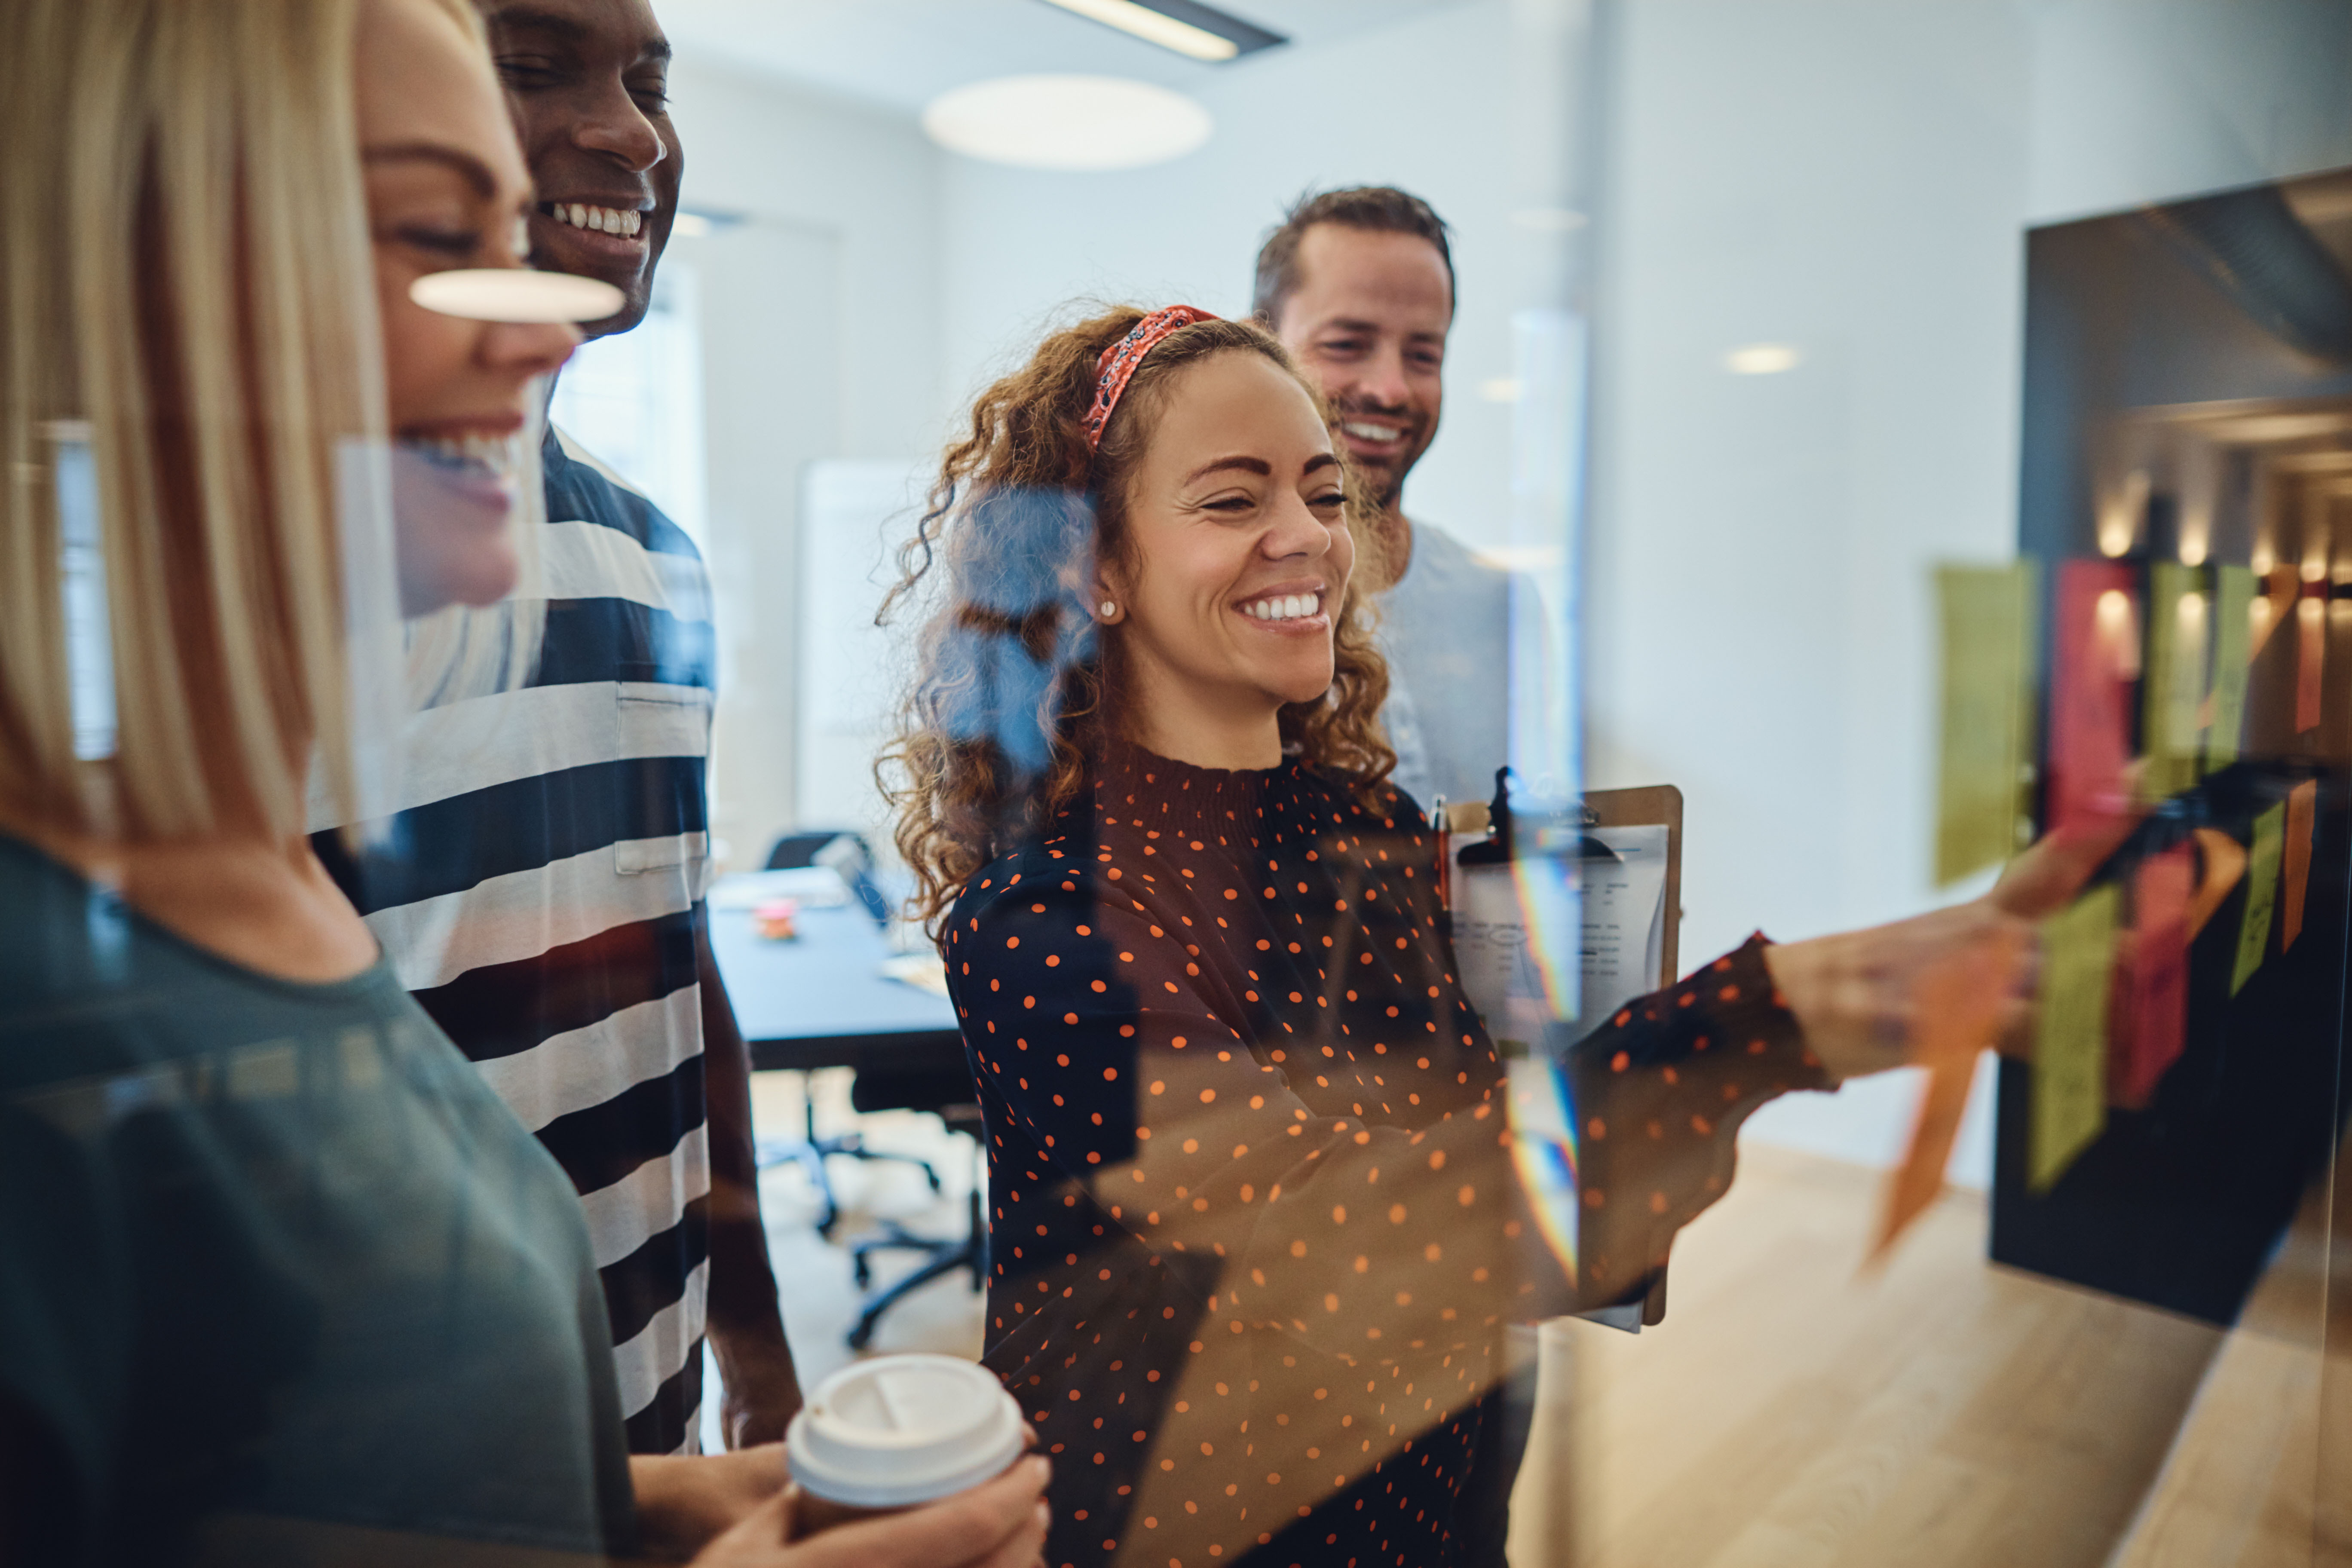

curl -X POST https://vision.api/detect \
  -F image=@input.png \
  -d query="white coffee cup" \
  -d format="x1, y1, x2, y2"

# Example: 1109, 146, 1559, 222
785, 1354, 1027, 1530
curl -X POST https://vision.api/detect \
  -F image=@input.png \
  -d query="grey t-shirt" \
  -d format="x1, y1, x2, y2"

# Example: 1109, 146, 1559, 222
0, 836, 636, 1566
1377, 520, 1513, 815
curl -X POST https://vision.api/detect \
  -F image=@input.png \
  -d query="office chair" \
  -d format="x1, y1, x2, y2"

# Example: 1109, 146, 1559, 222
750, 829, 940, 1237
842, 1064, 989, 1351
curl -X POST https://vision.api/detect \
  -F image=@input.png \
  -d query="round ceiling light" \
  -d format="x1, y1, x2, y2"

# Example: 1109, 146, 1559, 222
922, 75, 1212, 172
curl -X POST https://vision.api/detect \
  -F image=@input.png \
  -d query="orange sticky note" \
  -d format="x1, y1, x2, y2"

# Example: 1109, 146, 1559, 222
2186, 827, 2247, 942
1871, 928, 2023, 1264
2283, 779, 2317, 950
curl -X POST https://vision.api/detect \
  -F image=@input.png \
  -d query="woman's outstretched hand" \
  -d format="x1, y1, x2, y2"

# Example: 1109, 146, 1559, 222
1761, 804, 2147, 1083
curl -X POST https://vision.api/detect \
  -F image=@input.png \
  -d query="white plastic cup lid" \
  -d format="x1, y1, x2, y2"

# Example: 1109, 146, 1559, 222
785, 1354, 1026, 1510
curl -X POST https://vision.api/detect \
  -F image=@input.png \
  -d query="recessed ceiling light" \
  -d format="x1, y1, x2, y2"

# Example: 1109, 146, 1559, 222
923, 76, 1213, 171
1036, 0, 1285, 63
1724, 343, 1801, 375
1510, 207, 1588, 233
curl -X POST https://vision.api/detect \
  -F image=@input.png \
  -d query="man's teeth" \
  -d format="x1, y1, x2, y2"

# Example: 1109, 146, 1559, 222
1243, 592, 1324, 622
408, 430, 522, 477
1344, 420, 1402, 442
550, 203, 644, 237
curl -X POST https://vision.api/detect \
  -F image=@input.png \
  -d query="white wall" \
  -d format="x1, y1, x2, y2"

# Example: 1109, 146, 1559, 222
663, 0, 2352, 1175
662, 63, 944, 870
935, 0, 1535, 555
1589, 0, 2352, 1181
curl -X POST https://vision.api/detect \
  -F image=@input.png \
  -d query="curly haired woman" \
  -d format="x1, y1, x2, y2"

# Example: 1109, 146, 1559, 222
885, 305, 2130, 1568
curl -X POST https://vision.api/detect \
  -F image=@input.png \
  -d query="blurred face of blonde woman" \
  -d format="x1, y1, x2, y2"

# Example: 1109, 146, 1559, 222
358, 0, 577, 614
1100, 350, 1357, 767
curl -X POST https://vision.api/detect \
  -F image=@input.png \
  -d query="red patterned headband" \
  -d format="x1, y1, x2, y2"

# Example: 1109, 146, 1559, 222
1082, 305, 1219, 453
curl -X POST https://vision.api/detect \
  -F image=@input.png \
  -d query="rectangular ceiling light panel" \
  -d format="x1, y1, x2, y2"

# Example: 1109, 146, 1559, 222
1038, 0, 1287, 62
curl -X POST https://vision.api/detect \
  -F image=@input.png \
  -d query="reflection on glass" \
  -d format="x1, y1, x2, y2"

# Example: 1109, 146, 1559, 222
8, 0, 2352, 1564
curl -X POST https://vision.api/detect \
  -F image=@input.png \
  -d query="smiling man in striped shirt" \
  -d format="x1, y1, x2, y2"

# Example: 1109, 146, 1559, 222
316, 0, 798, 1458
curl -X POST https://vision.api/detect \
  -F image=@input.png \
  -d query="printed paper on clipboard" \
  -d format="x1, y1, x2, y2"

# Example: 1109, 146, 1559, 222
1454, 830, 1666, 1040
1580, 824, 1670, 1025
1453, 861, 1569, 1055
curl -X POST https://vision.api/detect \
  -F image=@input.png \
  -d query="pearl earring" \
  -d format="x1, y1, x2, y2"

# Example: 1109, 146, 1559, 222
1099, 600, 1118, 619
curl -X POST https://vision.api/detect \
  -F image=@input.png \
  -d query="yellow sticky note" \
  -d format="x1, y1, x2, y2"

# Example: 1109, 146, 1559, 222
2141, 563, 2207, 800
2232, 803, 2286, 995
1934, 563, 2037, 885
2206, 565, 2256, 773
2030, 883, 2119, 1194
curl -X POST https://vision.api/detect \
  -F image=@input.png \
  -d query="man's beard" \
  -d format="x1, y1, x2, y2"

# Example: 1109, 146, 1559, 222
1337, 405, 1426, 510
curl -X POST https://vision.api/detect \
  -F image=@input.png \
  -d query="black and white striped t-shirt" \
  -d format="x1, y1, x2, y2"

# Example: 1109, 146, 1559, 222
316, 424, 717, 1455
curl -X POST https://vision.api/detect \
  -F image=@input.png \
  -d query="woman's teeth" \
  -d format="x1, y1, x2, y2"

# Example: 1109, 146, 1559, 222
405, 429, 523, 478
1242, 592, 1324, 622
548, 202, 643, 238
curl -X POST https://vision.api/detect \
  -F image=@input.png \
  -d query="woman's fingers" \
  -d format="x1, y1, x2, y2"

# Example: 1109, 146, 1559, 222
1992, 995, 2036, 1060
1991, 800, 2149, 922
689, 1484, 796, 1565
1772, 903, 2044, 1081
969, 1501, 1052, 1568
786, 1458, 1052, 1568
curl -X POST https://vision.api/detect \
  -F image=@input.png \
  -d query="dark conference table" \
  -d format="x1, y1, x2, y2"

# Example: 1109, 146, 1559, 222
710, 897, 965, 1075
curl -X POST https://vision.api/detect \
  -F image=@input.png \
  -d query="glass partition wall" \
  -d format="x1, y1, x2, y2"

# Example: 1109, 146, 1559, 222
12, 0, 2352, 1564
671, 0, 2350, 1561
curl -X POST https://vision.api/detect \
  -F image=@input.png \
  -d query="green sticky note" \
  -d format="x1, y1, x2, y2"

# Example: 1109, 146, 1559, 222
2141, 563, 2208, 801
2030, 883, 2119, 1194
1934, 563, 2037, 885
2232, 803, 2286, 995
2206, 565, 2255, 773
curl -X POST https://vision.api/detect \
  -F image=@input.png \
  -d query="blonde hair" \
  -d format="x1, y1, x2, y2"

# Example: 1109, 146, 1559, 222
0, 0, 494, 842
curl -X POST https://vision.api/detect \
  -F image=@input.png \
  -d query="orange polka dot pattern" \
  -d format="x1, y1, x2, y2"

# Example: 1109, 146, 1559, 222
946, 746, 1570, 1568
1566, 936, 1822, 1303
944, 747, 1819, 1565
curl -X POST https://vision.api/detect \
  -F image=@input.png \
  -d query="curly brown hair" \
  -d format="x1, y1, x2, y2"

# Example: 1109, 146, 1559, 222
880, 306, 1396, 931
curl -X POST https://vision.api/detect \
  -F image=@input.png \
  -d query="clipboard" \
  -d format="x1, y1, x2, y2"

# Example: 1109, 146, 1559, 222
1576, 784, 1684, 1330
1581, 784, 1684, 993
1444, 780, 1687, 1329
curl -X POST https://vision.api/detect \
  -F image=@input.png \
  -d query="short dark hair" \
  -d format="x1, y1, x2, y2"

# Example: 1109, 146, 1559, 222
1251, 186, 1455, 325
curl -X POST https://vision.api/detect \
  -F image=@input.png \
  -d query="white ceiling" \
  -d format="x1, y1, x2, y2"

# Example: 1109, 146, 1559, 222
655, 0, 1477, 116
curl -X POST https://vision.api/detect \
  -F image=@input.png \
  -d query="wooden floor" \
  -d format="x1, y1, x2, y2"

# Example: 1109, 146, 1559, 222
745, 1077, 2343, 1566
1507, 1142, 2340, 1568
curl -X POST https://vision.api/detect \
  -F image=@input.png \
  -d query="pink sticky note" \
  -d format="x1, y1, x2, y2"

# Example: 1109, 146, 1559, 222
2112, 843, 2191, 1109
2051, 562, 2138, 833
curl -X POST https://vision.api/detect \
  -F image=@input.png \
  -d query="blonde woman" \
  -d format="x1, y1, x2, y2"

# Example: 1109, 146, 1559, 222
0, 2, 1050, 1565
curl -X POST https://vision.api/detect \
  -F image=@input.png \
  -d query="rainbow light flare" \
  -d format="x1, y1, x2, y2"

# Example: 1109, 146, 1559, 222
1510, 853, 1582, 1023
1506, 1056, 1580, 1282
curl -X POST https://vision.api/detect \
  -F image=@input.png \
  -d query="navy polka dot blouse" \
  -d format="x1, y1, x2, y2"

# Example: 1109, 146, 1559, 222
943, 746, 1819, 1568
